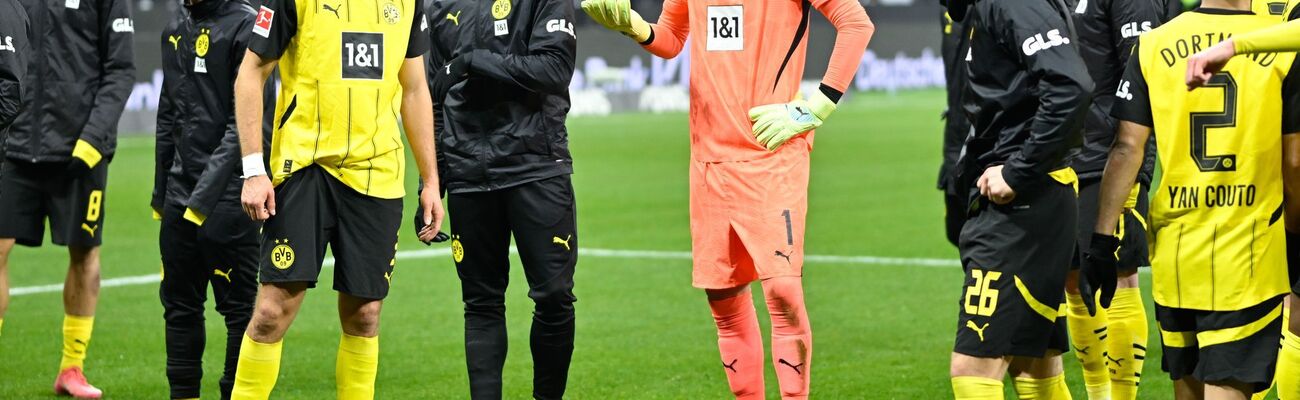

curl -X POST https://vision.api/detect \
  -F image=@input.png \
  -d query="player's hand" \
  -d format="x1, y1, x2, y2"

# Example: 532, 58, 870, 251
1186, 39, 1235, 90
976, 165, 1016, 205
413, 188, 450, 245
241, 175, 276, 222
580, 0, 652, 42
1079, 233, 1120, 316
748, 91, 837, 151
416, 184, 446, 244
430, 55, 468, 105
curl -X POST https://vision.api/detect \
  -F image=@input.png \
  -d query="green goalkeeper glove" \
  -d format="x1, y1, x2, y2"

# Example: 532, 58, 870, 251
580, 0, 652, 43
748, 91, 838, 151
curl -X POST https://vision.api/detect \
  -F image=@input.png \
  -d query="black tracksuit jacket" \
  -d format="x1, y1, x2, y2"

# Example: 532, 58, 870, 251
939, 8, 970, 191
152, 0, 258, 235
954, 0, 1094, 204
0, 0, 29, 136
425, 0, 577, 194
6, 0, 134, 163
1067, 0, 1180, 182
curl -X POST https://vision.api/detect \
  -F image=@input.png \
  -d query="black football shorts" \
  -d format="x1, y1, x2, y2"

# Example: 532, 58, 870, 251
0, 159, 109, 247
1075, 179, 1150, 271
258, 165, 402, 299
955, 179, 1076, 358
1157, 295, 1284, 392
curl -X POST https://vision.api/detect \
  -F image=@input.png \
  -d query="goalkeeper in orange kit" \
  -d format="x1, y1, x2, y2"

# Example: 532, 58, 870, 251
582, 0, 873, 398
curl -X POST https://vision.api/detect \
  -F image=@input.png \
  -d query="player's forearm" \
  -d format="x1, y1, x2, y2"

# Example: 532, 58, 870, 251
1004, 81, 1091, 191
234, 55, 273, 158
817, 0, 874, 93
1095, 121, 1149, 235
1234, 21, 1300, 54
80, 24, 135, 155
466, 49, 573, 95
640, 0, 688, 58
401, 95, 439, 189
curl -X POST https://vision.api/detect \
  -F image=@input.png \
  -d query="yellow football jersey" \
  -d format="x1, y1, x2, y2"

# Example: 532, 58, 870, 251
247, 0, 430, 199
1112, 8, 1300, 311
1252, 0, 1300, 20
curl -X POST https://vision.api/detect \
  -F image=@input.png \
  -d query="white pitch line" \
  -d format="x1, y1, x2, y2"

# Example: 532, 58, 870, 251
10, 247, 961, 297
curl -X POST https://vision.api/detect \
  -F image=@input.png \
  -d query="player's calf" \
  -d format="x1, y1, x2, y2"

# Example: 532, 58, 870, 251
762, 277, 812, 400
708, 287, 765, 400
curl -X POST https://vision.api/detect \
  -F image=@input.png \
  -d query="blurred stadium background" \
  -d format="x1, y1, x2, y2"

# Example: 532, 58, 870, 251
0, 0, 1197, 398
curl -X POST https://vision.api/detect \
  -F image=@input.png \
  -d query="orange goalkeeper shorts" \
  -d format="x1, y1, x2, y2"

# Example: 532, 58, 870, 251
690, 139, 811, 289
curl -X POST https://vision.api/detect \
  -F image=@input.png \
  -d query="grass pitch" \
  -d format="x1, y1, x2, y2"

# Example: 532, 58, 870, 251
0, 90, 1200, 398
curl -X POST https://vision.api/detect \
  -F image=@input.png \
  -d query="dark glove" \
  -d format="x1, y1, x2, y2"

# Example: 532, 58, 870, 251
65, 157, 92, 177
430, 55, 469, 105
1079, 233, 1120, 316
413, 189, 450, 246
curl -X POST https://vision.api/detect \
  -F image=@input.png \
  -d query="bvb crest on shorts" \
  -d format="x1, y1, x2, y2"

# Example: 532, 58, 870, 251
491, 0, 510, 19
450, 234, 465, 263
271, 239, 295, 270
382, 2, 400, 25
195, 28, 210, 57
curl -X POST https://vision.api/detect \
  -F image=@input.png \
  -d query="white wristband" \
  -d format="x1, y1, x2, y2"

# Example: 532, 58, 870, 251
242, 153, 267, 178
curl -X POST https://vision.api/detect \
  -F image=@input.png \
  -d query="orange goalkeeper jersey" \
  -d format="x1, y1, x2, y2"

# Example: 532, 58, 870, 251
643, 0, 873, 162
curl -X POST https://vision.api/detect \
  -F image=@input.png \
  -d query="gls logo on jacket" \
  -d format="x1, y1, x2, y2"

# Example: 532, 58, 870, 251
1120, 21, 1153, 38
1021, 29, 1070, 56
0, 36, 14, 53
546, 19, 574, 38
111, 18, 134, 33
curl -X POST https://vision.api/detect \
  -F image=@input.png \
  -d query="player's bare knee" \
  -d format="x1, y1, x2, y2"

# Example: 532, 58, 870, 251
67, 245, 101, 271
1009, 353, 1063, 379
249, 302, 290, 338
950, 353, 1009, 379
341, 301, 382, 337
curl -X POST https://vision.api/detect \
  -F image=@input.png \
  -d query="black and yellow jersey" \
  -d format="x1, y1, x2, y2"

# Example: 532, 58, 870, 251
248, 0, 430, 199
1252, 0, 1300, 20
1112, 8, 1300, 311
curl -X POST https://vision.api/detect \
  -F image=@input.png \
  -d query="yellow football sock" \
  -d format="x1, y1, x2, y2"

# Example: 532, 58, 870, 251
231, 335, 282, 400
1066, 293, 1110, 399
1014, 375, 1073, 400
952, 376, 1004, 400
59, 315, 94, 371
1278, 324, 1300, 400
1107, 288, 1147, 400
337, 333, 379, 400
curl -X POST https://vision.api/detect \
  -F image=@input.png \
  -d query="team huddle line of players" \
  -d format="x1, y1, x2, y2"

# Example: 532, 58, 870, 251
941, 0, 1300, 398
0, 0, 878, 398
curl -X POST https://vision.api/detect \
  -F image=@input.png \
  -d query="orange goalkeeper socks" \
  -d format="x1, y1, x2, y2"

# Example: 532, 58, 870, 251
709, 289, 765, 400
764, 278, 812, 400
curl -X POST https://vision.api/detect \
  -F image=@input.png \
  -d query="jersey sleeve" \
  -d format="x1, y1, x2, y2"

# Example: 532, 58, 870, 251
1234, 20, 1300, 54
1107, 0, 1165, 66
1282, 57, 1300, 134
0, 5, 28, 131
811, 0, 874, 96
405, 4, 429, 58
247, 0, 298, 60
642, 0, 689, 59
77, 0, 136, 164
994, 0, 1095, 191
1111, 41, 1153, 127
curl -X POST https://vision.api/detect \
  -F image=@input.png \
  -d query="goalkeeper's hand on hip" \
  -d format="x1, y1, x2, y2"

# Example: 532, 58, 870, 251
748, 91, 838, 151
